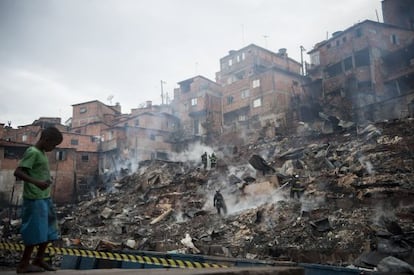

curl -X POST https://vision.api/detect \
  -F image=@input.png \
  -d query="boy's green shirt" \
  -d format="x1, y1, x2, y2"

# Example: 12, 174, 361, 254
18, 146, 51, 199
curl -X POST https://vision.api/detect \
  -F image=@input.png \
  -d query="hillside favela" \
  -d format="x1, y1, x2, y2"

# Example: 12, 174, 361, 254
1, 0, 414, 274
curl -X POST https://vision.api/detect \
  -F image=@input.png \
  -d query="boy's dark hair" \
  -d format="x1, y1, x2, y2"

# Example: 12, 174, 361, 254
40, 126, 63, 143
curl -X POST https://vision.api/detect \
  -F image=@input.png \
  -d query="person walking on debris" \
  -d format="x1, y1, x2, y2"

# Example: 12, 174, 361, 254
290, 174, 305, 199
13, 127, 63, 273
201, 152, 208, 169
213, 190, 227, 215
209, 152, 217, 169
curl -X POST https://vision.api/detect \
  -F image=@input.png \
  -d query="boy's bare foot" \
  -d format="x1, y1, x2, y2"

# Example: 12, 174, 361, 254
32, 260, 57, 271
16, 263, 45, 273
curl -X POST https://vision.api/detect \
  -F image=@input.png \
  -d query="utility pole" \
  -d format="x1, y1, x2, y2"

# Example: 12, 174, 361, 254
160, 80, 166, 105
300, 46, 306, 76
241, 24, 245, 45
166, 92, 170, 105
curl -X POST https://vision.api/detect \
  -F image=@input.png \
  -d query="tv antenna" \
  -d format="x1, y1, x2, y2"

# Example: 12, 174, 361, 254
263, 35, 269, 48
107, 95, 114, 105
161, 80, 166, 105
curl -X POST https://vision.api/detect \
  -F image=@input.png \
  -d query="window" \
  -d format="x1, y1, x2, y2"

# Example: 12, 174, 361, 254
80, 107, 87, 114
241, 52, 245, 60
181, 82, 191, 93
156, 152, 168, 160
191, 98, 197, 106
241, 89, 250, 99
194, 119, 199, 134
236, 55, 240, 62
355, 48, 370, 67
228, 59, 233, 66
238, 115, 247, 121
135, 119, 139, 126
56, 150, 66, 161
390, 34, 399, 45
81, 154, 89, 162
235, 71, 244, 80
355, 28, 362, 37
358, 81, 372, 89
344, 56, 353, 71
310, 51, 320, 66
252, 79, 260, 88
253, 98, 262, 108
336, 40, 340, 46
342, 36, 347, 43
71, 139, 79, 145
22, 134, 27, 142
327, 43, 331, 49
326, 62, 342, 77
150, 134, 155, 140
4, 147, 26, 159
227, 96, 234, 105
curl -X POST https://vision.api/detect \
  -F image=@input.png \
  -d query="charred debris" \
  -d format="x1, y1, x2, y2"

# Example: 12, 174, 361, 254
2, 117, 414, 270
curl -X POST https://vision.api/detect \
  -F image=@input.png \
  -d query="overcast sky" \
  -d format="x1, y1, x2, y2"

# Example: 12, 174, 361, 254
0, 0, 382, 127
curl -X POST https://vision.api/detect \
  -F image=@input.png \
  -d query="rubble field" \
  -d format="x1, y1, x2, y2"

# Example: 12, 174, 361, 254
2, 118, 414, 271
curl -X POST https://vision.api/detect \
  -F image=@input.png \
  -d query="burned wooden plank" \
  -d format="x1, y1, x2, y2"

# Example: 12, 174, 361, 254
248, 154, 275, 175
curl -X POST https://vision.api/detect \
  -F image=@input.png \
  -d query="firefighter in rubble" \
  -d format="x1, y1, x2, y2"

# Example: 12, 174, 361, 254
290, 174, 305, 199
209, 152, 217, 169
201, 152, 208, 169
213, 190, 227, 215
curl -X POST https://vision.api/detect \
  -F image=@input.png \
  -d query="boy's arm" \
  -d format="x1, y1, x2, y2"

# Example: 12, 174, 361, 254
14, 167, 51, 190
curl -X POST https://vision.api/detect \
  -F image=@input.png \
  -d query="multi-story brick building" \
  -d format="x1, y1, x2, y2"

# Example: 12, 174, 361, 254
100, 109, 179, 173
216, 44, 305, 138
381, 42, 414, 118
381, 0, 414, 118
71, 100, 121, 136
306, 19, 414, 122
0, 117, 101, 204
1, 118, 66, 145
54, 131, 100, 202
172, 76, 222, 143
382, 0, 414, 31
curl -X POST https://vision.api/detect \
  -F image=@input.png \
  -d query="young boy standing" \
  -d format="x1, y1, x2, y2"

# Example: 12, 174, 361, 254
14, 126, 63, 273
